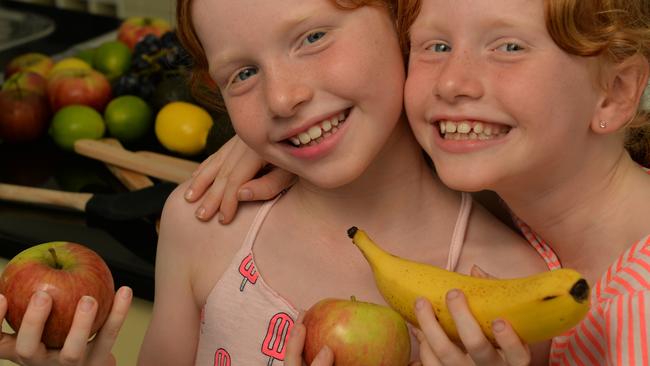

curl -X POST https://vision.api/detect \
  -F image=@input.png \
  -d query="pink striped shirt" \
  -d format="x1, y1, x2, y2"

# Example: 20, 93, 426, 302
517, 220, 650, 365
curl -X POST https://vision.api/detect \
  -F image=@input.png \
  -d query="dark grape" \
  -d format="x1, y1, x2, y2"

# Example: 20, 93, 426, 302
138, 80, 156, 100
160, 31, 179, 49
112, 74, 141, 96
131, 53, 151, 72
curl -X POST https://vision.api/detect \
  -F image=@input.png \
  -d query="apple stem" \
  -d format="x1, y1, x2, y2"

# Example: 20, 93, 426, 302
48, 248, 63, 270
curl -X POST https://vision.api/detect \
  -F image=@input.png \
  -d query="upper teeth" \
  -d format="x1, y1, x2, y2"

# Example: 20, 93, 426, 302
438, 120, 509, 140
289, 112, 346, 146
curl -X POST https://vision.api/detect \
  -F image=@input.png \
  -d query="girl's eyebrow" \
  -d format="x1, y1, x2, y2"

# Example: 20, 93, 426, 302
209, 11, 314, 71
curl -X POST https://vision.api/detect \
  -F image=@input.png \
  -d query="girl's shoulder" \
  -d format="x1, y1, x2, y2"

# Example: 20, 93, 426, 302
156, 181, 270, 302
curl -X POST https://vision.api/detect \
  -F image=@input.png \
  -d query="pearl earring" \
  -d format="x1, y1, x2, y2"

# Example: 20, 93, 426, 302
599, 120, 607, 129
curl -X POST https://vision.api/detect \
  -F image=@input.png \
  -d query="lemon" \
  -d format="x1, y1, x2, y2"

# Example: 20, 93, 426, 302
49, 57, 92, 78
155, 101, 213, 156
50, 105, 106, 151
104, 95, 153, 143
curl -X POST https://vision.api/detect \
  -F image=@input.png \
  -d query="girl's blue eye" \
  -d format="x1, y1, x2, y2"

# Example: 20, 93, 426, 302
430, 43, 452, 52
498, 42, 524, 52
304, 31, 326, 45
234, 67, 257, 83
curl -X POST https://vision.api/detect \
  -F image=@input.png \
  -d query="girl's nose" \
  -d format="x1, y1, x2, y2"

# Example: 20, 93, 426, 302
433, 50, 484, 103
265, 68, 314, 118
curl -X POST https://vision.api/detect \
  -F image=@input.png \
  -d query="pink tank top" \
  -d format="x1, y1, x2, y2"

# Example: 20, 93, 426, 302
194, 192, 473, 366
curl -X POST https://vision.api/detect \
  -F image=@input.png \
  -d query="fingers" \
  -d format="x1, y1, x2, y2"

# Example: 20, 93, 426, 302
310, 346, 334, 365
84, 287, 133, 366
216, 152, 269, 224
445, 290, 504, 365
284, 322, 306, 366
14, 291, 51, 364
492, 320, 531, 366
413, 297, 467, 365
239, 168, 297, 201
411, 328, 442, 366
56, 296, 98, 365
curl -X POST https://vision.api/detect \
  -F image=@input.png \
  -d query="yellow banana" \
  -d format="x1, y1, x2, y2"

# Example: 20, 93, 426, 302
347, 226, 590, 344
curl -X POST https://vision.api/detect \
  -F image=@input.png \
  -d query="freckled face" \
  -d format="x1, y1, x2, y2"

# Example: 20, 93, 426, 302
404, 0, 601, 193
192, 0, 405, 188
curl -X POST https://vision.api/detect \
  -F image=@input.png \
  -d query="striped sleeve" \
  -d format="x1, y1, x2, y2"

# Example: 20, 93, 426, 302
550, 237, 650, 366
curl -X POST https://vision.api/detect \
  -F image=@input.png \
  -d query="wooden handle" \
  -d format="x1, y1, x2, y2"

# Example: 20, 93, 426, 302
0, 184, 92, 212
100, 138, 155, 190
74, 139, 192, 184
134, 151, 199, 174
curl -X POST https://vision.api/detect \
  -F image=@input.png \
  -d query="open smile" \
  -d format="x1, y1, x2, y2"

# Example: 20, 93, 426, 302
437, 120, 511, 140
285, 109, 350, 147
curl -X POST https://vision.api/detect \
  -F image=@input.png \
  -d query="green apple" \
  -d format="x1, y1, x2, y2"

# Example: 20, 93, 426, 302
0, 242, 115, 348
303, 297, 411, 365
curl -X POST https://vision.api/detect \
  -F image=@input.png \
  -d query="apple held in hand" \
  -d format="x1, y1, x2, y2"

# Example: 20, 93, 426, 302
0, 242, 115, 348
0, 88, 50, 143
117, 16, 171, 50
47, 69, 112, 112
303, 297, 411, 366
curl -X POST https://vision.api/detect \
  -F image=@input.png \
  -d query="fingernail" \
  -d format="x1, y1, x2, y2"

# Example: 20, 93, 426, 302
32, 291, 49, 306
492, 319, 505, 332
120, 287, 133, 300
196, 206, 206, 219
80, 296, 95, 312
447, 289, 460, 300
238, 188, 253, 201
184, 189, 194, 200
217, 212, 224, 223
415, 297, 427, 310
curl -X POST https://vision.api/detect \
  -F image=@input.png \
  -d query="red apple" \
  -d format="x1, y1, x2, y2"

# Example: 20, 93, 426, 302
0, 242, 115, 348
0, 88, 50, 143
4, 53, 54, 78
303, 297, 411, 366
47, 69, 112, 112
2, 71, 48, 96
117, 17, 171, 50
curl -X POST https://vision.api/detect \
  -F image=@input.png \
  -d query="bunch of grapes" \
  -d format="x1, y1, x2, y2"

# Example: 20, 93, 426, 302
113, 32, 192, 100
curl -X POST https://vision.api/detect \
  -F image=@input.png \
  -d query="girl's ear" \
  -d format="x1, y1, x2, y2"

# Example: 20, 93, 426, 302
592, 54, 650, 134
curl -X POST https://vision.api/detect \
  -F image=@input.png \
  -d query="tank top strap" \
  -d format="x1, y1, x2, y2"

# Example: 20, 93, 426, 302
239, 193, 284, 252
446, 192, 472, 271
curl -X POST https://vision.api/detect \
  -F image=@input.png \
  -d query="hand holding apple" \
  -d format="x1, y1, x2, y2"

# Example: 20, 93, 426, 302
0, 242, 115, 348
302, 297, 411, 366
